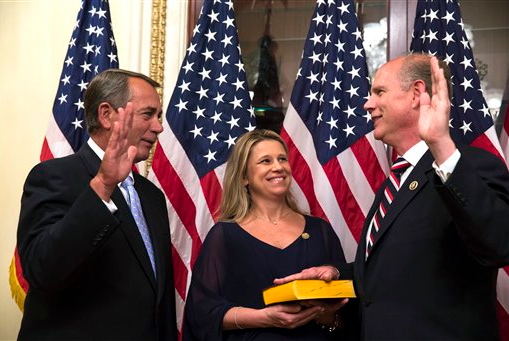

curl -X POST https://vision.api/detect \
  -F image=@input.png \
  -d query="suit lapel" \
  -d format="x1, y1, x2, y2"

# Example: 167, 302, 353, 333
367, 151, 434, 259
354, 183, 384, 289
78, 144, 158, 291
77, 143, 101, 177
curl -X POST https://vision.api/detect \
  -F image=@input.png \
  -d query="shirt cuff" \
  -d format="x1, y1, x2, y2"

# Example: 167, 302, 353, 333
432, 149, 461, 183
102, 199, 118, 214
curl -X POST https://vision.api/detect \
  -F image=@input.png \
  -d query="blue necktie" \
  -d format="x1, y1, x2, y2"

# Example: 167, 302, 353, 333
121, 176, 157, 276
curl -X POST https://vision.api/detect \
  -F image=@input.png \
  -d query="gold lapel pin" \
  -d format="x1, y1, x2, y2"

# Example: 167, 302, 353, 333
301, 233, 310, 240
409, 180, 418, 191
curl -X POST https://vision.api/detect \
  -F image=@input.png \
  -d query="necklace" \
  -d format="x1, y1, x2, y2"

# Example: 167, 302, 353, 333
253, 210, 292, 225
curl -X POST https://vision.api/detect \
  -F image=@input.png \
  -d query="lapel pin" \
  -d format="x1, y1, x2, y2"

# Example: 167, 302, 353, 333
409, 180, 418, 191
301, 232, 310, 240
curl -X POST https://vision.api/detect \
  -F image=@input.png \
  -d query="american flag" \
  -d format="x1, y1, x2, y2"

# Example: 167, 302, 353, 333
501, 98, 509, 339
41, 0, 119, 160
9, 0, 119, 311
501, 83, 509, 167
497, 70, 509, 141
147, 0, 255, 333
409, 0, 509, 338
281, 0, 389, 262
410, 0, 504, 160
502, 107, 509, 166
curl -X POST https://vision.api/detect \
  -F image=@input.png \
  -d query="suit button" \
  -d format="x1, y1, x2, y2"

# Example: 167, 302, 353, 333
365, 299, 372, 307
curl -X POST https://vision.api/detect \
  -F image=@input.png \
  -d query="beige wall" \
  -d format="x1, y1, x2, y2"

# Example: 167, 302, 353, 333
0, 1, 156, 339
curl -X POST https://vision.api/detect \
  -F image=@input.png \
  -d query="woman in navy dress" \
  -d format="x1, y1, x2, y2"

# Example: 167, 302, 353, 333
183, 129, 352, 340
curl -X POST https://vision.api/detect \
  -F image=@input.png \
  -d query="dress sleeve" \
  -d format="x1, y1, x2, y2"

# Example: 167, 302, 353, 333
182, 223, 235, 340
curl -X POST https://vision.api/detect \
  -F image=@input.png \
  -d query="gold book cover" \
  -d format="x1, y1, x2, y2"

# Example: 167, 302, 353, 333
263, 280, 356, 305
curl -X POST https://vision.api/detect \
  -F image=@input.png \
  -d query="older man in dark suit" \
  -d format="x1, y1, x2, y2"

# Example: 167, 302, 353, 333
275, 54, 509, 340
17, 69, 178, 340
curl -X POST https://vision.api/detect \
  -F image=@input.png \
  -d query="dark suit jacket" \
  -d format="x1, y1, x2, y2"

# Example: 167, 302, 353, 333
17, 143, 178, 340
354, 145, 509, 340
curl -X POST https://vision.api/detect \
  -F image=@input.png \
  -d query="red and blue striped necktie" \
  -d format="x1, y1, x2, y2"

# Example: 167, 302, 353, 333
366, 157, 411, 258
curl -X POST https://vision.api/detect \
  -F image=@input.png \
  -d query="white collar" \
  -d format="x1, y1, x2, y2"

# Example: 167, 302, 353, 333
87, 138, 134, 184
400, 140, 428, 167
87, 138, 105, 160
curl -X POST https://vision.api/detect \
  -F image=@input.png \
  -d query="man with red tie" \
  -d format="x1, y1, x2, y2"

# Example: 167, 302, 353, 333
276, 54, 509, 340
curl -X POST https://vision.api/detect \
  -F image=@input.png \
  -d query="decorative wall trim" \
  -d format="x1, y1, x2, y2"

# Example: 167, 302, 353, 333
147, 0, 167, 175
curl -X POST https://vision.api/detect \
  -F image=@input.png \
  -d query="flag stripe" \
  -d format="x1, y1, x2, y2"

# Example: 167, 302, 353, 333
151, 144, 203, 269
497, 302, 509, 341
40, 138, 55, 163
499, 87, 509, 333
171, 244, 189, 302
147, 170, 193, 300
502, 106, 509, 166
153, 121, 217, 242
504, 106, 509, 134
42, 113, 74, 160
199, 171, 222, 222
283, 118, 373, 261
14, 247, 29, 292
339, 136, 385, 215
502, 120, 509, 162
349, 135, 387, 193
174, 288, 185, 338
497, 268, 509, 340
323, 157, 365, 241
280, 128, 327, 219
283, 109, 349, 230
470, 127, 504, 163
498, 269, 509, 313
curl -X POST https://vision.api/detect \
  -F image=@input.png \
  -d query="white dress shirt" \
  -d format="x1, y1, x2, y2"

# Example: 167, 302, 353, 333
88, 138, 133, 213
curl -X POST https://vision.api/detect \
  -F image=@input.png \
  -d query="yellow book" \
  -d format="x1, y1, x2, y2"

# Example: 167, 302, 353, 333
263, 280, 356, 305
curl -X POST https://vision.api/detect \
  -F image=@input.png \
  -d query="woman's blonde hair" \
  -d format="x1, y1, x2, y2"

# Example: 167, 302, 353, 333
218, 129, 303, 222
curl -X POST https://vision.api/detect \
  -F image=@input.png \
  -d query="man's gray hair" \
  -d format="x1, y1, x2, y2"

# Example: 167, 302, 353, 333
84, 69, 159, 134
398, 53, 453, 100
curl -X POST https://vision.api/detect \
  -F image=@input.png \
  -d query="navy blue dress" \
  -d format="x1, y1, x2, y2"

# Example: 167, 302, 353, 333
182, 215, 349, 340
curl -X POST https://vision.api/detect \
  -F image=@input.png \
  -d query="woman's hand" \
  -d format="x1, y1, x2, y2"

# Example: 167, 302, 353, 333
223, 303, 325, 330
264, 303, 324, 329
